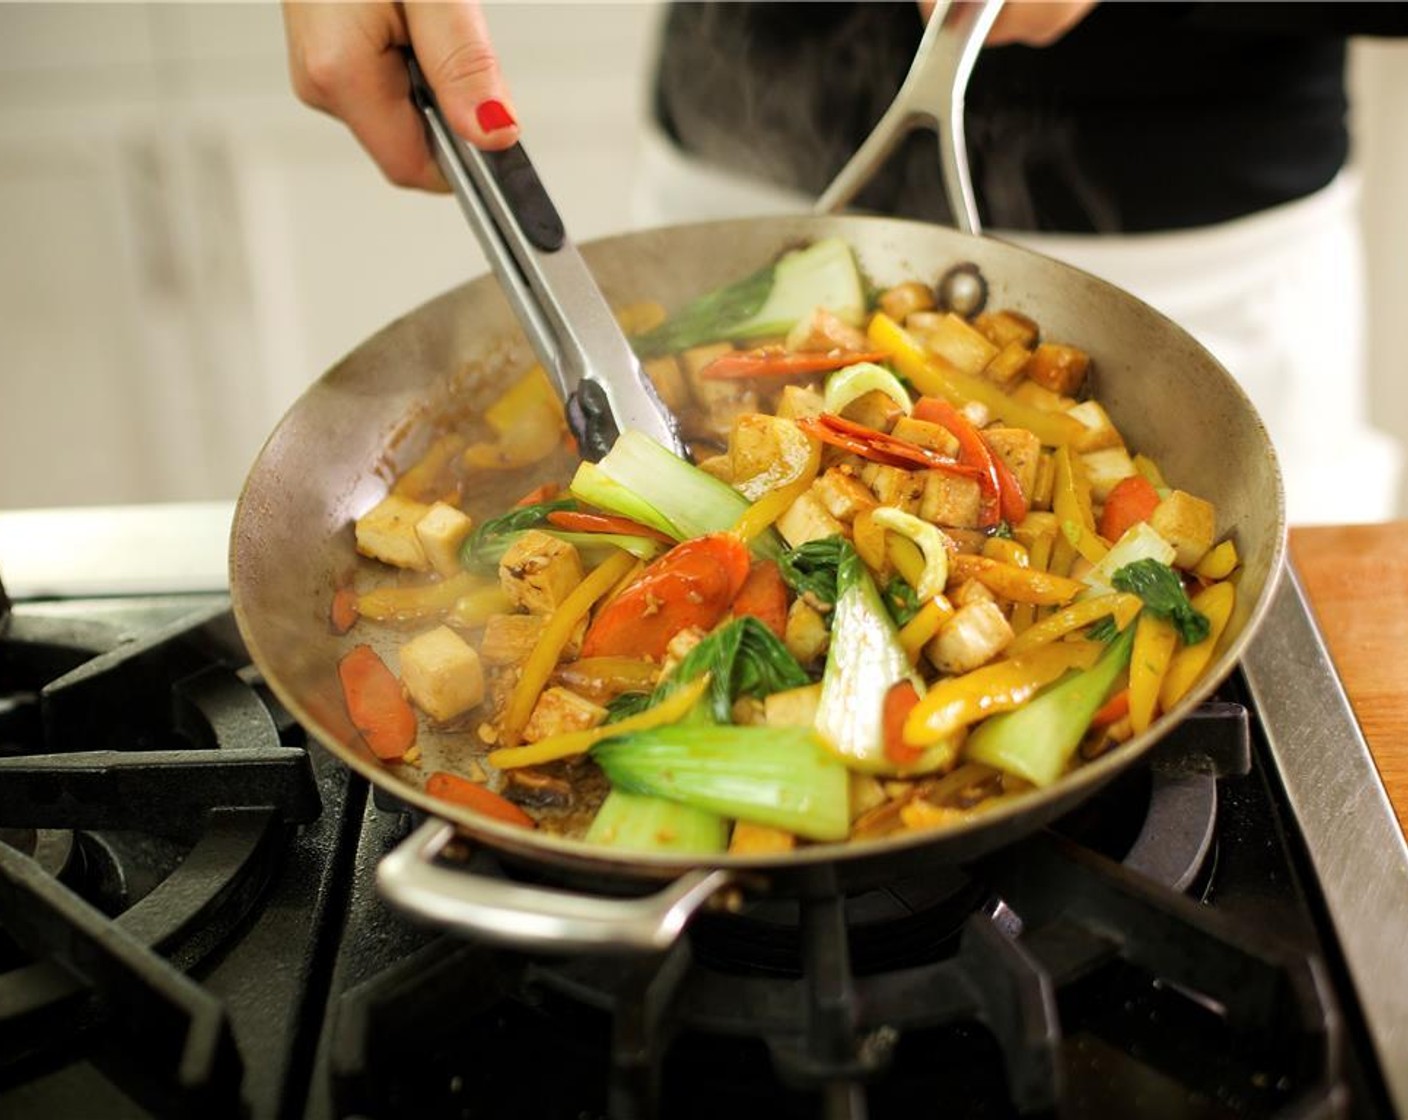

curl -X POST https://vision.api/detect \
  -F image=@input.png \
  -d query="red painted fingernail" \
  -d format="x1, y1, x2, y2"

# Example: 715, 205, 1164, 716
476, 99, 515, 133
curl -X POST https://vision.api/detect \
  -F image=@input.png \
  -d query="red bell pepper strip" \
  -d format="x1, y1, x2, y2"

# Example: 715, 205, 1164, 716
700, 347, 892, 380
1091, 687, 1131, 728
912, 397, 1027, 527
424, 771, 536, 828
794, 413, 985, 480
545, 509, 677, 544
883, 680, 924, 767
581, 533, 752, 659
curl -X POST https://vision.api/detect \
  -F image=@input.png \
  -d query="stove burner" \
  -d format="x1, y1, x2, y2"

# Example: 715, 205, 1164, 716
0, 604, 323, 1116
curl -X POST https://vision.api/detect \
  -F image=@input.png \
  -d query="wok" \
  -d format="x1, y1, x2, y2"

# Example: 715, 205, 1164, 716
229, 212, 1286, 952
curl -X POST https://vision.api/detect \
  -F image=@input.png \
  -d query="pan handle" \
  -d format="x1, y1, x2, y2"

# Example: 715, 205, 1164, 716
815, 0, 1002, 235
377, 818, 734, 953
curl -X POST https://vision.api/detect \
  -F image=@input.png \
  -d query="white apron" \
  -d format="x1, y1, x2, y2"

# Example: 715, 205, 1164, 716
630, 128, 1402, 525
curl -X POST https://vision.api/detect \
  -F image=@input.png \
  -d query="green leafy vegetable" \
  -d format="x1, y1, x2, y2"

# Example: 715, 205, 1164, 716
659, 616, 810, 724
1085, 615, 1120, 643
604, 691, 655, 724
461, 498, 575, 566
991, 521, 1015, 540
966, 623, 1136, 787
1111, 558, 1211, 645
882, 577, 921, 627
592, 725, 850, 841
777, 536, 848, 608
584, 788, 728, 854
631, 239, 865, 357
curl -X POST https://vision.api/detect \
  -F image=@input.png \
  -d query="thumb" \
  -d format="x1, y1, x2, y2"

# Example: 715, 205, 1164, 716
405, 1, 520, 150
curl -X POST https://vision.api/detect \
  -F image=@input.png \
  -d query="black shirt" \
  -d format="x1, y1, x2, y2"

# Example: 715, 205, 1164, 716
653, 3, 1408, 233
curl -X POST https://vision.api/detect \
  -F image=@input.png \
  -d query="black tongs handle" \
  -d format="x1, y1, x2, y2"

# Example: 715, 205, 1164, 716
405, 55, 687, 461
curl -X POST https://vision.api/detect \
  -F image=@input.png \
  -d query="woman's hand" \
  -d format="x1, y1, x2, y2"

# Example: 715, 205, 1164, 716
985, 1, 1097, 46
282, 1, 519, 191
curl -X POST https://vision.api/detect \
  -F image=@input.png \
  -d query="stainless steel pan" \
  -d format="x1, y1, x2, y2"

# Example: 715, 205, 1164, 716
229, 210, 1286, 952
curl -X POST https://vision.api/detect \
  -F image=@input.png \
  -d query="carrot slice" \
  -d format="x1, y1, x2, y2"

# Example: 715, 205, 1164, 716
581, 534, 751, 659
1091, 687, 1131, 728
337, 644, 417, 761
730, 560, 789, 638
513, 482, 562, 508
700, 347, 892, 380
330, 586, 359, 635
545, 509, 676, 544
883, 681, 923, 767
1099, 475, 1161, 543
424, 771, 536, 828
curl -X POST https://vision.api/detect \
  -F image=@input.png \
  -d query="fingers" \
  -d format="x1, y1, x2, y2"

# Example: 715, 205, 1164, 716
984, 1, 1098, 47
285, 2, 446, 191
405, 1, 521, 151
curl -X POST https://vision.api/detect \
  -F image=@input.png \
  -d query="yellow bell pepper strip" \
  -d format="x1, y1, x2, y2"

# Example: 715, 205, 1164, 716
445, 585, 513, 629
1048, 531, 1078, 581
899, 595, 956, 662
1159, 581, 1236, 710
871, 508, 950, 600
852, 509, 890, 575
1129, 613, 1179, 734
731, 436, 822, 542
1031, 450, 1057, 509
965, 624, 1136, 788
1194, 539, 1240, 581
1133, 452, 1169, 490
982, 537, 1030, 568
903, 640, 1104, 744
867, 313, 1083, 447
1009, 532, 1054, 634
356, 571, 486, 623
499, 549, 638, 747
462, 365, 568, 470
728, 819, 797, 855
393, 432, 469, 502
1013, 511, 1059, 547
1005, 592, 1143, 656
1053, 444, 1108, 565
886, 534, 927, 591
489, 673, 710, 769
948, 554, 1085, 605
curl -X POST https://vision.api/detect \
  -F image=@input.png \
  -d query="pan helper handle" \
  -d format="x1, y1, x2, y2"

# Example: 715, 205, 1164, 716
378, 818, 733, 952
405, 52, 688, 462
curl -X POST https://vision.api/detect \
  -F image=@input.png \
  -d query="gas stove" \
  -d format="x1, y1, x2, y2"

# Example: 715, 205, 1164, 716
1, 504, 1405, 1119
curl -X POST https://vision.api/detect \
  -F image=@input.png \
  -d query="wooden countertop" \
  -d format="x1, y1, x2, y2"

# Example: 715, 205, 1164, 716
1289, 521, 1408, 837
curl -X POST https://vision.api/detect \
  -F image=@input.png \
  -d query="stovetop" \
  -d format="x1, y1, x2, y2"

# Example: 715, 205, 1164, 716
1, 579, 1404, 1119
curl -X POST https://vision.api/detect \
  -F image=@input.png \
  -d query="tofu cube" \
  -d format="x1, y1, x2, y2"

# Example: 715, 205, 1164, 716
927, 600, 1014, 675
841, 389, 904, 433
944, 528, 990, 554
415, 502, 474, 578
1081, 447, 1138, 502
776, 492, 847, 548
813, 468, 877, 523
498, 530, 584, 614
1025, 343, 1090, 396
642, 355, 692, 414
680, 342, 759, 439
916, 312, 999, 375
1149, 490, 1216, 569
774, 384, 826, 421
861, 463, 925, 513
785, 307, 870, 352
679, 341, 735, 386
728, 413, 811, 500
355, 494, 432, 571
973, 309, 1039, 350
982, 341, 1032, 388
783, 600, 831, 664
480, 613, 586, 667
890, 416, 960, 458
1066, 400, 1126, 453
399, 625, 484, 721
950, 579, 996, 608
696, 453, 733, 482
878, 281, 936, 322
521, 687, 606, 744
982, 427, 1042, 501
920, 471, 984, 529
764, 682, 824, 728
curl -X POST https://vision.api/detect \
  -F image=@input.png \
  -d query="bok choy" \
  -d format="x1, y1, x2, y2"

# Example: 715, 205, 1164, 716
585, 788, 728, 854
592, 725, 850, 841
631, 238, 866, 357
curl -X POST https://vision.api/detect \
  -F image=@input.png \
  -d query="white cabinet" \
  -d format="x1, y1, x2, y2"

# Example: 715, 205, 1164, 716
0, 2, 663, 509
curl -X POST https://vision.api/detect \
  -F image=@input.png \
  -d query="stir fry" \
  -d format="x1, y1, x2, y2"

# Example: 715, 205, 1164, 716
336, 239, 1240, 853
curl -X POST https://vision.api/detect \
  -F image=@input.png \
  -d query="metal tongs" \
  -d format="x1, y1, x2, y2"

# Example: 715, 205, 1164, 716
816, 0, 1002, 233
407, 56, 687, 462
